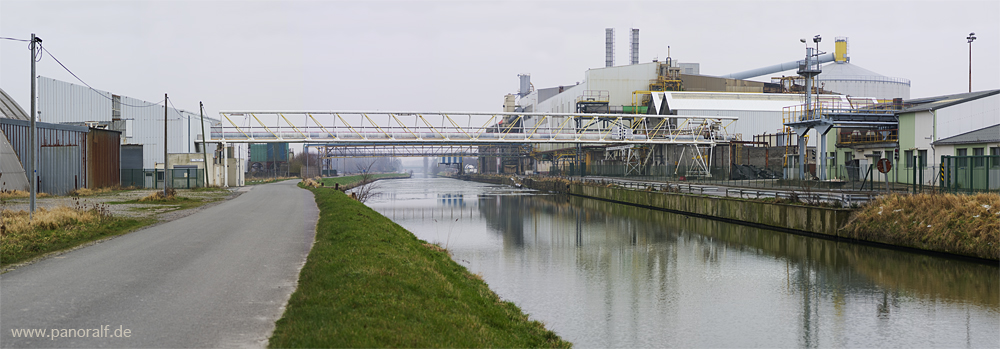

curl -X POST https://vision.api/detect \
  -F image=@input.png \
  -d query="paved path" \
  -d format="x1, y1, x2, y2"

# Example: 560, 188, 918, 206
1, 180, 318, 348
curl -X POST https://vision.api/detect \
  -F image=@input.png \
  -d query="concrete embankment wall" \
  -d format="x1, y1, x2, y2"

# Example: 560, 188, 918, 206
458, 175, 997, 261
511, 177, 852, 238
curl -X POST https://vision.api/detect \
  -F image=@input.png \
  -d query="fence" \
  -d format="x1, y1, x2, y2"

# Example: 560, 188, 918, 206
940, 155, 1000, 193
540, 159, 961, 195
121, 169, 205, 189
543, 162, 879, 192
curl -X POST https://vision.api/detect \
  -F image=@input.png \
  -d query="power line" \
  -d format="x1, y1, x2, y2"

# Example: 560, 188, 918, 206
0, 36, 30, 42
39, 45, 164, 108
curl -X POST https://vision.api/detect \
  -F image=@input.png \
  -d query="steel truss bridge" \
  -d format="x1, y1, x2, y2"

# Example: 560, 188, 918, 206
305, 143, 531, 158
212, 111, 736, 145
209, 111, 738, 179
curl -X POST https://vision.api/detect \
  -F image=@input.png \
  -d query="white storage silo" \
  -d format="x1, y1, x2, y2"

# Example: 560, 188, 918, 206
815, 37, 911, 100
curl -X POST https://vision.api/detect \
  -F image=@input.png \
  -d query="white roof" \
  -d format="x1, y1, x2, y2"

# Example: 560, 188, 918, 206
0, 87, 29, 121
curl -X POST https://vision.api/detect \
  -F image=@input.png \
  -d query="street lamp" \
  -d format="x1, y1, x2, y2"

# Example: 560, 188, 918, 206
967, 32, 976, 93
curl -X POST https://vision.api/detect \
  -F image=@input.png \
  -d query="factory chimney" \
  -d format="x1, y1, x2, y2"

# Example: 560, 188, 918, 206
605, 28, 614, 67
630, 28, 639, 65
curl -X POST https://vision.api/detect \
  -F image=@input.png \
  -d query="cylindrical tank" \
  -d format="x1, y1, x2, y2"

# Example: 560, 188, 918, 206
816, 62, 910, 100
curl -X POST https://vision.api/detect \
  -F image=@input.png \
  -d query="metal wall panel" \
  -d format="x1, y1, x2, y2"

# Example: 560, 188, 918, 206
121, 144, 144, 169
0, 118, 87, 195
585, 63, 658, 106
41, 146, 82, 195
37, 76, 111, 123
38, 78, 220, 169
936, 94, 1000, 141
87, 128, 121, 188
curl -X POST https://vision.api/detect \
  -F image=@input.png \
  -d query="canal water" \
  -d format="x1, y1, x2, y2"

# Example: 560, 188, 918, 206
364, 177, 999, 348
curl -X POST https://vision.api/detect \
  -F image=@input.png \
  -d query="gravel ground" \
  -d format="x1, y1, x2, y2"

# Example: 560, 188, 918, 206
0, 188, 241, 221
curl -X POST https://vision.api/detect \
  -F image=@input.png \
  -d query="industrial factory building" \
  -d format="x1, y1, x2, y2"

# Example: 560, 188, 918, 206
36, 77, 243, 188
829, 90, 1000, 187
0, 87, 122, 195
37, 76, 220, 170
484, 29, 995, 189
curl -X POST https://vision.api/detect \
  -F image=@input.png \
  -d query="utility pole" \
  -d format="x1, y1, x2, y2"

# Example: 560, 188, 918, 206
164, 93, 169, 197
200, 102, 209, 187
28, 33, 40, 218
967, 32, 976, 93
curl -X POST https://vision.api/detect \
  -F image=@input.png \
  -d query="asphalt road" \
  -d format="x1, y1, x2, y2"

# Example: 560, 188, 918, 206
1, 180, 318, 348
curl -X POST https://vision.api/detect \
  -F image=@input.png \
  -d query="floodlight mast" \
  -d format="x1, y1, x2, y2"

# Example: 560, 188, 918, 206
967, 32, 976, 92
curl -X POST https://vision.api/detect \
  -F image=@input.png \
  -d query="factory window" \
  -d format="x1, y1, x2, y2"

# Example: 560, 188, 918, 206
918, 150, 927, 168
957, 148, 967, 167
992, 147, 1000, 168
973, 147, 985, 167
904, 150, 913, 168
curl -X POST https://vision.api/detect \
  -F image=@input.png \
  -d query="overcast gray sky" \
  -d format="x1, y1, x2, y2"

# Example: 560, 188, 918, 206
2, 0, 998, 120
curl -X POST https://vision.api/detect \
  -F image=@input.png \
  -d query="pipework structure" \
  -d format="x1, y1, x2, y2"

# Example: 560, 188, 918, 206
783, 35, 902, 181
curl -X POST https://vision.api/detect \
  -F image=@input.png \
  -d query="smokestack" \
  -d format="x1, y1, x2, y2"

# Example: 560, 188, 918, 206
518, 74, 531, 97
605, 28, 614, 67
630, 28, 639, 65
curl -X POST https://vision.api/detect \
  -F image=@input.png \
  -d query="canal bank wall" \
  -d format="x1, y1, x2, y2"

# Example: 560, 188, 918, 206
528, 177, 850, 238
459, 174, 997, 261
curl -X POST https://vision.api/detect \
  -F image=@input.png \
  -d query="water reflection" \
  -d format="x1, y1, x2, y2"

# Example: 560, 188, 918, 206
367, 178, 999, 348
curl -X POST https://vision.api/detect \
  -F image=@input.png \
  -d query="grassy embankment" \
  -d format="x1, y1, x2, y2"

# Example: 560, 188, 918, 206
301, 173, 411, 190
843, 192, 1000, 260
267, 184, 570, 348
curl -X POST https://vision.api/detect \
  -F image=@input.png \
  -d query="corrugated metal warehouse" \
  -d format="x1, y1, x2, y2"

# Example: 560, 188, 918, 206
0, 87, 30, 192
0, 118, 122, 195
0, 118, 88, 195
37, 76, 220, 169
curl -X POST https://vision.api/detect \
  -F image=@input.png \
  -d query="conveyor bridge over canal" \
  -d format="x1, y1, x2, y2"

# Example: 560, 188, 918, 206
209, 111, 739, 177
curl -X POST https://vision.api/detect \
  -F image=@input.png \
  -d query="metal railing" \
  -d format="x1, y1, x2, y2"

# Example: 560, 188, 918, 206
836, 129, 898, 145
534, 175, 877, 206
212, 111, 736, 145
121, 169, 204, 189
782, 100, 900, 123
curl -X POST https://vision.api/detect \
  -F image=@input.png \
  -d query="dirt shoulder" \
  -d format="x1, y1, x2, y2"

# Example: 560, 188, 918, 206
1, 187, 245, 273
2, 188, 241, 222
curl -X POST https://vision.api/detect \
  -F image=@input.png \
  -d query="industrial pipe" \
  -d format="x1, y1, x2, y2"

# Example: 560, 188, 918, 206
721, 53, 834, 80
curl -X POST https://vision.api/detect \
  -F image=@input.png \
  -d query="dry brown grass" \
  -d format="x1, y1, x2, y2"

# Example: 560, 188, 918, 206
843, 193, 1000, 260
139, 188, 177, 202
0, 189, 29, 200
301, 177, 323, 188
67, 187, 114, 197
1, 206, 99, 237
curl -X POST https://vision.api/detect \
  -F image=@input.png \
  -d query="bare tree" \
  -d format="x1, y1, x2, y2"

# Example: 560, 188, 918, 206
352, 160, 381, 203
